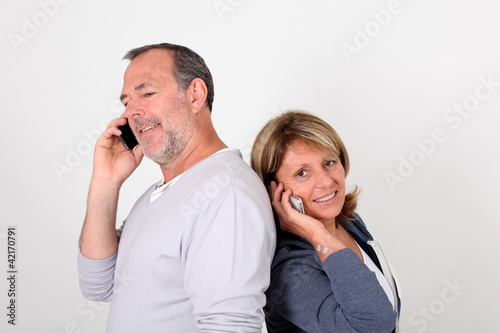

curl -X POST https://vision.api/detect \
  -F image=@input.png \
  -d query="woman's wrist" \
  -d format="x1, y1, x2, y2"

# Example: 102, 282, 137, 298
317, 239, 342, 254
306, 227, 332, 247
317, 237, 346, 259
308, 230, 346, 263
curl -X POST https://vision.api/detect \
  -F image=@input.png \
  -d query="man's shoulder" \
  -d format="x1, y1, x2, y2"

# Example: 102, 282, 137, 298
197, 148, 248, 172
185, 149, 261, 189
175, 149, 270, 212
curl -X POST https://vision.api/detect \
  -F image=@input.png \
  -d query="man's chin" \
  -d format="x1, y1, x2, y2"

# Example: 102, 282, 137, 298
145, 152, 167, 165
144, 148, 177, 166
142, 146, 163, 162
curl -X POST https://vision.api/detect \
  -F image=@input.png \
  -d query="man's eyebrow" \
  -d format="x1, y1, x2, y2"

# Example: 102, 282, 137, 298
120, 82, 155, 103
120, 93, 127, 103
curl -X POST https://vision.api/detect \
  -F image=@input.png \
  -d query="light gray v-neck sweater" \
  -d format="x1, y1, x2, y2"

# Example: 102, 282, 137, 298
78, 150, 276, 332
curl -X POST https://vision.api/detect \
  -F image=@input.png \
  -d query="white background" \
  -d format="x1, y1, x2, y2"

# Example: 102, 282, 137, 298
1, 0, 499, 332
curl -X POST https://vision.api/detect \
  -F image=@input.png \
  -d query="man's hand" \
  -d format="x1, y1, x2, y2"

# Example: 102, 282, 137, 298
79, 118, 144, 260
92, 117, 144, 186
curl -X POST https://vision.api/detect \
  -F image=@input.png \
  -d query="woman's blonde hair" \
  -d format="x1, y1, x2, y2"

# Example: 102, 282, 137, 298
251, 110, 359, 221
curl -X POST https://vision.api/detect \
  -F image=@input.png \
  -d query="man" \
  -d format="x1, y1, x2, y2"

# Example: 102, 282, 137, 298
78, 43, 276, 332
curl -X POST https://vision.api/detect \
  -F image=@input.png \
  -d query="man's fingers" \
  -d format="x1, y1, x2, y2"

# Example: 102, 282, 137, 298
106, 117, 128, 130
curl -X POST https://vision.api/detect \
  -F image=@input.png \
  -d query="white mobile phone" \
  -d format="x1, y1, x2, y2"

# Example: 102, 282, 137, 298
289, 194, 304, 214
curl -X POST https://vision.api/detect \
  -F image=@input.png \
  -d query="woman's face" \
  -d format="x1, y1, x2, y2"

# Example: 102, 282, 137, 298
275, 139, 345, 226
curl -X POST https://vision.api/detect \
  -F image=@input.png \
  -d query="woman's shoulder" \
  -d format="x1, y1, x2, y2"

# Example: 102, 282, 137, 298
341, 213, 374, 241
274, 213, 370, 254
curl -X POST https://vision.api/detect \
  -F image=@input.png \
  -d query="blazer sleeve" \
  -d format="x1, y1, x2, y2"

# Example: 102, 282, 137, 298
266, 246, 397, 333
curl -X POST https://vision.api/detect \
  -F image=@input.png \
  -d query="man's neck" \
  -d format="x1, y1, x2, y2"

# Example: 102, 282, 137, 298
159, 130, 227, 183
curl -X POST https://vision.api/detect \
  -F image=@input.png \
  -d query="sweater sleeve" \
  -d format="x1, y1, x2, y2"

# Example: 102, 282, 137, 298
266, 246, 397, 333
182, 187, 276, 332
77, 245, 117, 302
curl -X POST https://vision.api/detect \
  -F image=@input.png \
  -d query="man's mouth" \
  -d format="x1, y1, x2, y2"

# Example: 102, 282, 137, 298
140, 124, 160, 133
314, 192, 336, 202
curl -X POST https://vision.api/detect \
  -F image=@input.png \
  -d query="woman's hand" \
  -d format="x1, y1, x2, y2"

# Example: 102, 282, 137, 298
269, 181, 327, 240
270, 181, 346, 262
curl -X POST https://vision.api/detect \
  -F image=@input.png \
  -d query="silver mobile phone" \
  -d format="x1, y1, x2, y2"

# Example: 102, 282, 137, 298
266, 184, 305, 214
289, 194, 304, 214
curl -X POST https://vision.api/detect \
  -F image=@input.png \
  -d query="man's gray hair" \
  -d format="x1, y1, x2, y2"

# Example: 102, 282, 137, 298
123, 43, 215, 112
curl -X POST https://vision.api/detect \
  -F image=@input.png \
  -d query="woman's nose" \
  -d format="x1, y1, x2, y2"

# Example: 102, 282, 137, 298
314, 169, 334, 188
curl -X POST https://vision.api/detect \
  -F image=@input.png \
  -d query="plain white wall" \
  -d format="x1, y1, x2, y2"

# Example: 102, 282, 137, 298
1, 0, 499, 332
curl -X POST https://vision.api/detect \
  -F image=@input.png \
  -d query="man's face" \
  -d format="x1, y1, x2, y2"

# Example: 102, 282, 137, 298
120, 49, 195, 165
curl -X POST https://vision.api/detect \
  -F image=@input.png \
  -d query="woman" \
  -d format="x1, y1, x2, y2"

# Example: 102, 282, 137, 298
251, 110, 400, 333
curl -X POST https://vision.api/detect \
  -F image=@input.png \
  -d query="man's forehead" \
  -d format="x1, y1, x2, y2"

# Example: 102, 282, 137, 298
127, 49, 175, 71
120, 50, 176, 100
124, 52, 174, 83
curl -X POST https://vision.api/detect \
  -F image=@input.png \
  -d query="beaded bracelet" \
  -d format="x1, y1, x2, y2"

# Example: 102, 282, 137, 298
316, 237, 334, 252
320, 240, 341, 254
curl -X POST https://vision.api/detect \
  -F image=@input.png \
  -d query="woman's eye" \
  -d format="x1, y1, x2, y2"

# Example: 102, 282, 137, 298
324, 160, 336, 167
296, 170, 307, 178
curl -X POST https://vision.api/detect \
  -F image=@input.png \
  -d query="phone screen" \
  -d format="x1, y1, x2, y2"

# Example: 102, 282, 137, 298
118, 121, 138, 150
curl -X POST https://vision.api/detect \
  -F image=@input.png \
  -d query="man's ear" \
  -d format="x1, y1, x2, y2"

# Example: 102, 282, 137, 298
186, 78, 208, 114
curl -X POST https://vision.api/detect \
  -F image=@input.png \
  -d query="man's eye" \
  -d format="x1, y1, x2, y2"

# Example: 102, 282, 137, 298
144, 92, 155, 97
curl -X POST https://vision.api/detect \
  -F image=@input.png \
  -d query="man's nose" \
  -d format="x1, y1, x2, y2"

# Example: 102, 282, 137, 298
122, 98, 145, 119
